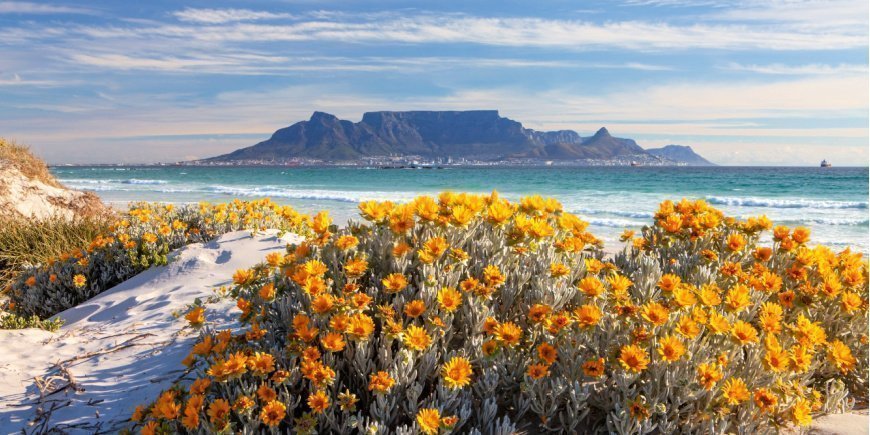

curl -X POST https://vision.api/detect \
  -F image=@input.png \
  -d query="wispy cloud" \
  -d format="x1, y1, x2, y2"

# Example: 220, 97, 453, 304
52, 13, 865, 51
172, 8, 295, 24
0, 1, 94, 15
722, 63, 869, 75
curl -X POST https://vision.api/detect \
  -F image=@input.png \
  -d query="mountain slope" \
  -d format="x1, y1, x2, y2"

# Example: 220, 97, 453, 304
647, 145, 716, 166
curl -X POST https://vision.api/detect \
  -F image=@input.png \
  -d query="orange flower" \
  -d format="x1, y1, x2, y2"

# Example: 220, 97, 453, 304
207, 399, 231, 427
368, 371, 396, 394
260, 400, 286, 427
582, 357, 605, 377
537, 342, 558, 364
527, 363, 550, 380
307, 390, 330, 414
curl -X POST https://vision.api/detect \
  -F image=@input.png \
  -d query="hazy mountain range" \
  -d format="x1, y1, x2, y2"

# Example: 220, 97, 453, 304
205, 110, 714, 165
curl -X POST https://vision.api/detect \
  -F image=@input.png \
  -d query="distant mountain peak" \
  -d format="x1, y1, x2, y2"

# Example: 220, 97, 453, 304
310, 111, 338, 122
593, 127, 611, 138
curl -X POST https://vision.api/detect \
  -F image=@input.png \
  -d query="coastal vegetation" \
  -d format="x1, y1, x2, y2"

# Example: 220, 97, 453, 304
3, 199, 310, 320
121, 193, 866, 433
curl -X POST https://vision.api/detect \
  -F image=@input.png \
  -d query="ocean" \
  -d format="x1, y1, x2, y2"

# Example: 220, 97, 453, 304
52, 166, 869, 254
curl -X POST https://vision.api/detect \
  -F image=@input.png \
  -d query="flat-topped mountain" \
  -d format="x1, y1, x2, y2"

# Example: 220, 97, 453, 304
204, 110, 713, 165
647, 145, 715, 166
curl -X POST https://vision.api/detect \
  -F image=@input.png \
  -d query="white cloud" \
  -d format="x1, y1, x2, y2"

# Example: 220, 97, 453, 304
65, 14, 866, 51
722, 63, 869, 75
0, 1, 93, 15
172, 8, 295, 24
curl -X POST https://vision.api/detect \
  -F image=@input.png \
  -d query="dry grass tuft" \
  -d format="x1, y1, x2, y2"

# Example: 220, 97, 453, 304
0, 215, 113, 290
0, 138, 62, 188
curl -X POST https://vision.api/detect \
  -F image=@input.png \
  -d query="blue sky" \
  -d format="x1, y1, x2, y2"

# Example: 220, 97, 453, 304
0, 0, 867, 165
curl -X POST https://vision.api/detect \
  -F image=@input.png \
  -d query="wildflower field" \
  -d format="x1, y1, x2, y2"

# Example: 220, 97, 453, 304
120, 192, 867, 434
4, 199, 309, 319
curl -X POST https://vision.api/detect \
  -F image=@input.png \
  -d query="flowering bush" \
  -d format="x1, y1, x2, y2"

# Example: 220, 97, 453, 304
5, 199, 309, 319
133, 193, 867, 434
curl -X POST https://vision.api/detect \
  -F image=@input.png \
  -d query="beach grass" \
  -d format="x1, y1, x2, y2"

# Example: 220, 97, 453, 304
0, 214, 112, 289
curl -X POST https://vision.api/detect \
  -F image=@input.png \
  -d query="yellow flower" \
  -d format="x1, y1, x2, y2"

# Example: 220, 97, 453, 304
641, 302, 669, 326
344, 257, 368, 278
699, 284, 722, 307
791, 227, 811, 244
347, 313, 375, 341
676, 316, 701, 338
618, 344, 649, 373
248, 352, 275, 376
437, 287, 462, 312
791, 398, 813, 426
574, 304, 602, 328
321, 332, 346, 352
724, 284, 751, 312
606, 274, 633, 294
442, 357, 473, 389
577, 276, 605, 297
382, 273, 409, 293
840, 291, 863, 313
550, 263, 570, 278
697, 362, 723, 390
753, 388, 778, 413
827, 340, 856, 373
494, 321, 522, 347
72, 274, 87, 288
260, 400, 286, 427
335, 234, 359, 250
730, 320, 759, 345
657, 335, 686, 363
307, 390, 330, 414
258, 283, 276, 300
403, 300, 427, 318
726, 233, 746, 251
657, 274, 681, 292
233, 268, 254, 285
672, 285, 698, 308
417, 408, 441, 435
404, 325, 432, 351
720, 378, 749, 405
483, 265, 506, 287
185, 306, 205, 326
764, 348, 790, 373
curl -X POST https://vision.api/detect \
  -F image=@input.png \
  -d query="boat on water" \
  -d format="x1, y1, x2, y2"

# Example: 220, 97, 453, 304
630, 161, 640, 167
821, 160, 832, 168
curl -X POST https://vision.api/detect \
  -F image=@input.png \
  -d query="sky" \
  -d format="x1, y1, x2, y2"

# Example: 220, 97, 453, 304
0, 0, 867, 166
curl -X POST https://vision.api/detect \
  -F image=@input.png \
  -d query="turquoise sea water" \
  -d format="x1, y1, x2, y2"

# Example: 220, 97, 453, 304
52, 166, 869, 254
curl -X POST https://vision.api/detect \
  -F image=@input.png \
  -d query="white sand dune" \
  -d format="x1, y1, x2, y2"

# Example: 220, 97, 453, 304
0, 230, 300, 433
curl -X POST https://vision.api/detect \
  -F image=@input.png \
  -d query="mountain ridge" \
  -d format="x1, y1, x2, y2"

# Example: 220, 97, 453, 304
205, 110, 714, 165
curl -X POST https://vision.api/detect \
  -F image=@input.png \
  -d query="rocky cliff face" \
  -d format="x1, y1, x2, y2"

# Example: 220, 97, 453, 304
206, 111, 713, 164
0, 140, 105, 220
